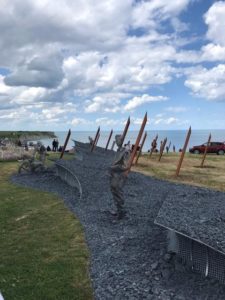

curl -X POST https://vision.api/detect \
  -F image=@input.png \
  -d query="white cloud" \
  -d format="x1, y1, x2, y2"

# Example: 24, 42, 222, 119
204, 1, 225, 46
185, 64, 225, 100
154, 116, 179, 125
124, 94, 167, 111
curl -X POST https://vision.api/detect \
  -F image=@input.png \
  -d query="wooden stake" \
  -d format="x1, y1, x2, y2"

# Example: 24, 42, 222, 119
127, 112, 147, 174
175, 126, 191, 176
91, 126, 100, 152
60, 129, 71, 159
149, 134, 158, 157
158, 137, 167, 162
105, 129, 113, 150
121, 116, 130, 146
134, 131, 147, 165
200, 133, 211, 167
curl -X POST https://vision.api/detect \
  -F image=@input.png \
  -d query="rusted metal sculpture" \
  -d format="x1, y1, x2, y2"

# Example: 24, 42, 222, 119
158, 137, 167, 162
91, 126, 100, 152
121, 116, 130, 146
200, 133, 211, 167
109, 135, 131, 219
149, 134, 158, 157
105, 129, 113, 151
60, 129, 71, 159
134, 131, 147, 165
127, 112, 147, 174
175, 126, 191, 176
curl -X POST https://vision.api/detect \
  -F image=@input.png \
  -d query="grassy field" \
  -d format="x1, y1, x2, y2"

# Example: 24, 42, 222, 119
0, 160, 93, 300
133, 152, 225, 192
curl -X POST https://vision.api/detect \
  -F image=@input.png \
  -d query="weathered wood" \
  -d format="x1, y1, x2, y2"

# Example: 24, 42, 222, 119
60, 129, 71, 159
175, 126, 192, 176
91, 126, 100, 152
121, 116, 130, 146
158, 137, 167, 161
200, 133, 211, 167
105, 129, 113, 150
127, 112, 147, 173
149, 134, 158, 157
134, 131, 147, 165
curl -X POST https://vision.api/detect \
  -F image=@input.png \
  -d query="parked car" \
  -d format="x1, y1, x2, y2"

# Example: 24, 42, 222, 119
189, 142, 225, 155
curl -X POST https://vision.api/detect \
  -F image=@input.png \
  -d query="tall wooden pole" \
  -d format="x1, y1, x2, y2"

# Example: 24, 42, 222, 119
91, 126, 100, 152
200, 133, 211, 167
134, 131, 147, 165
105, 129, 113, 151
158, 137, 167, 162
175, 126, 191, 176
127, 112, 147, 174
60, 129, 71, 159
96, 132, 100, 146
149, 134, 158, 157
121, 116, 130, 146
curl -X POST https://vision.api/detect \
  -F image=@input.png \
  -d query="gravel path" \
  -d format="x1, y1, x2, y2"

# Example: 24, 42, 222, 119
11, 147, 225, 300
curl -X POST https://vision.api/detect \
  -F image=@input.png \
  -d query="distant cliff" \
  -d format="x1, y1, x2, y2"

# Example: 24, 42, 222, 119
0, 131, 56, 141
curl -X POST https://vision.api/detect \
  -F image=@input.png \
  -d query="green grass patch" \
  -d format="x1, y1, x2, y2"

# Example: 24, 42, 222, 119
0, 162, 93, 300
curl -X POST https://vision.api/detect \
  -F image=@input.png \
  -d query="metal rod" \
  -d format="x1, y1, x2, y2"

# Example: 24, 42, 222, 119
91, 126, 100, 152
121, 116, 130, 146
149, 134, 158, 157
127, 112, 147, 174
134, 132, 147, 165
200, 133, 211, 167
96, 132, 100, 146
158, 137, 167, 162
60, 129, 71, 159
175, 126, 192, 176
105, 129, 113, 150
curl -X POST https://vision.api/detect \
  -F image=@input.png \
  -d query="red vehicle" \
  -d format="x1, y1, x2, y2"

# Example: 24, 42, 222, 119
189, 142, 225, 155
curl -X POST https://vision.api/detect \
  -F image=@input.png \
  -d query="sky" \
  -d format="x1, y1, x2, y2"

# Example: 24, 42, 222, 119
0, 0, 225, 131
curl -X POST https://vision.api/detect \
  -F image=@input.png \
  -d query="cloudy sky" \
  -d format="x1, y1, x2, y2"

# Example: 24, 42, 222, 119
0, 0, 225, 131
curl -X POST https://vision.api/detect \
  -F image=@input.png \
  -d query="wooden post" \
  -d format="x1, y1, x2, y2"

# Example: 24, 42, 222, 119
149, 134, 158, 157
105, 129, 113, 150
127, 112, 147, 174
91, 126, 100, 152
60, 129, 71, 159
121, 116, 130, 146
200, 133, 211, 168
134, 131, 147, 165
158, 137, 167, 162
175, 126, 191, 176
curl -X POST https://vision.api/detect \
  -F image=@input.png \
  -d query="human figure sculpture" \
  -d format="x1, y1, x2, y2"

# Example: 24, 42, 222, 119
109, 135, 131, 220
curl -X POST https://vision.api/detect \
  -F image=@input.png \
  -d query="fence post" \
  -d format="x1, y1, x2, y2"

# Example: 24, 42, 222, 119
105, 129, 113, 150
91, 126, 100, 152
134, 132, 147, 165
200, 133, 211, 167
175, 126, 191, 176
158, 137, 167, 162
60, 129, 71, 159
126, 112, 147, 174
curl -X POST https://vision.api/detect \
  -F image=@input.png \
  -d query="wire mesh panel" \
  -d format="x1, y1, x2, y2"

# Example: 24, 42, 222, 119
168, 231, 225, 284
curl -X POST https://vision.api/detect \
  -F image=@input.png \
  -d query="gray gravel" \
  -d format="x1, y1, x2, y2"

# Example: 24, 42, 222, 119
11, 146, 225, 300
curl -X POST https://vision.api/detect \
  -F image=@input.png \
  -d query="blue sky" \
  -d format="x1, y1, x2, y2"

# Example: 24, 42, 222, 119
0, 0, 225, 131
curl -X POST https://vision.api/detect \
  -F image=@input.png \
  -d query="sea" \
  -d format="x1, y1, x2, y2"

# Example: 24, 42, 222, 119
39, 130, 225, 152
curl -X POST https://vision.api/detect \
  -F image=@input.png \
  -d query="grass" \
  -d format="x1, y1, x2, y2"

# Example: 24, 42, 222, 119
0, 161, 93, 300
133, 152, 225, 192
